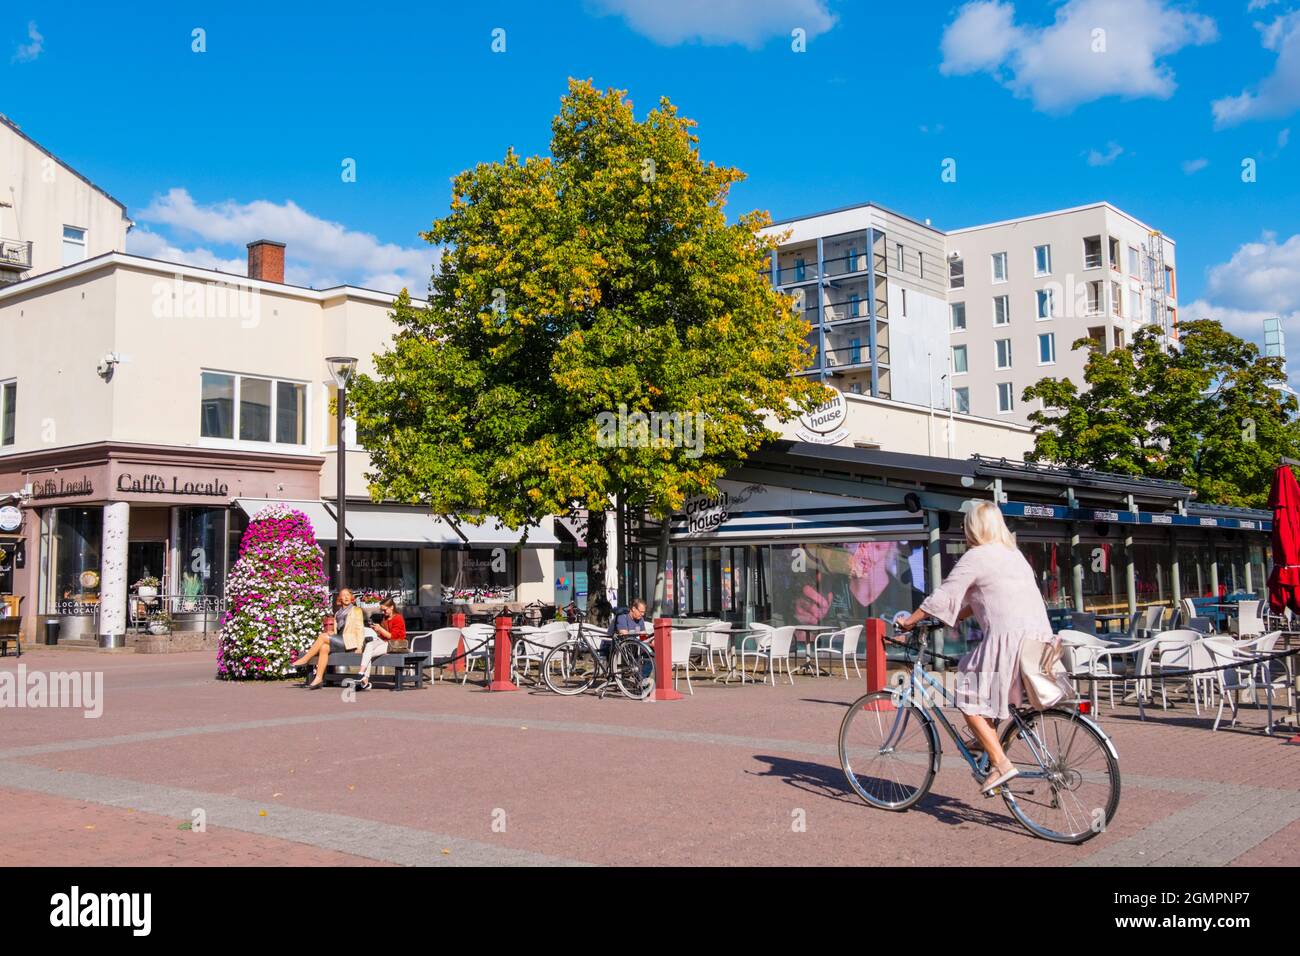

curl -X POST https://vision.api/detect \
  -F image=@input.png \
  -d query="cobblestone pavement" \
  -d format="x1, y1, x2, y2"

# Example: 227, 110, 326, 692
2, 649, 1297, 866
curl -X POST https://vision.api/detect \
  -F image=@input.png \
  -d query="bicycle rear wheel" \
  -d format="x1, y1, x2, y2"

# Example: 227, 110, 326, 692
998, 708, 1121, 844
839, 691, 938, 811
542, 640, 599, 696
614, 640, 654, 700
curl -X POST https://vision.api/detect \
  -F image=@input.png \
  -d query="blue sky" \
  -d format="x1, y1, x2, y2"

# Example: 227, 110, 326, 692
4, 0, 1298, 350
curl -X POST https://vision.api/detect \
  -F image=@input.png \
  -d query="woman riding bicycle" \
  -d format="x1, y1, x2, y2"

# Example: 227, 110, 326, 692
896, 501, 1054, 795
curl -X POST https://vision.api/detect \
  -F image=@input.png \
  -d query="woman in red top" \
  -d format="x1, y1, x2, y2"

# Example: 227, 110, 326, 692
351, 597, 406, 692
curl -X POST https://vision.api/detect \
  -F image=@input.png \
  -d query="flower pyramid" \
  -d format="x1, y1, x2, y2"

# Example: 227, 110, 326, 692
217, 504, 329, 680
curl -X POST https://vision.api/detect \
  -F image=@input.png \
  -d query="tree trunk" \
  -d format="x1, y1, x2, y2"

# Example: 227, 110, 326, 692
585, 508, 611, 625
651, 515, 671, 619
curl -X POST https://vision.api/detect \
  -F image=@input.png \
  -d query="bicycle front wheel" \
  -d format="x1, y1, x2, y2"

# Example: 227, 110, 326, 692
998, 708, 1121, 844
542, 640, 599, 696
839, 691, 938, 811
614, 640, 654, 700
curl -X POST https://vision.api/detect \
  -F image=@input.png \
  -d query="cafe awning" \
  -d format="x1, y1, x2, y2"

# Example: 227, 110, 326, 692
342, 507, 462, 546
453, 519, 561, 548
235, 498, 341, 540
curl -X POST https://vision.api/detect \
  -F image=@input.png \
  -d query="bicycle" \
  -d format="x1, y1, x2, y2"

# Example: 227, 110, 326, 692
838, 619, 1121, 844
542, 626, 655, 700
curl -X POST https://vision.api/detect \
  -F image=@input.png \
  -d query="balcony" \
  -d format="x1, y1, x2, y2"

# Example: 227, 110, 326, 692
0, 239, 32, 279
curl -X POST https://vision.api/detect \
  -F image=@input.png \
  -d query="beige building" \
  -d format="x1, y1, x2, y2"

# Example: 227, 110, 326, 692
0, 113, 132, 284
0, 246, 558, 647
762, 201, 1178, 425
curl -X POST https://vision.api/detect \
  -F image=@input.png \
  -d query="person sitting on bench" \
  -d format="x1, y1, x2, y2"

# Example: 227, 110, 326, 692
291, 588, 365, 689
349, 597, 406, 692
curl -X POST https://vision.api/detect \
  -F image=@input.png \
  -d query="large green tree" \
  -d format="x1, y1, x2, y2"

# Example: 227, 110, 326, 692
1023, 319, 1300, 507
348, 79, 826, 612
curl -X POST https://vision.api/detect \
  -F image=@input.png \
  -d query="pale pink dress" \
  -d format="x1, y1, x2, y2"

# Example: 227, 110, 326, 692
920, 543, 1053, 719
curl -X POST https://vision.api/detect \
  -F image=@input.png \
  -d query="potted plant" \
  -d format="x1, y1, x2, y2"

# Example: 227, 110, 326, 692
147, 609, 172, 636
133, 575, 160, 599
180, 572, 202, 612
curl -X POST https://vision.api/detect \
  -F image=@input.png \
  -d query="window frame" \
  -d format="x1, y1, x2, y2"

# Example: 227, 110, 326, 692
198, 369, 311, 450
950, 301, 967, 331
993, 294, 1010, 326
991, 251, 1008, 284
951, 344, 969, 376
1036, 287, 1055, 321
1034, 244, 1052, 277
996, 381, 1015, 415
1038, 332, 1057, 366
995, 337, 1013, 370
952, 386, 970, 414
949, 257, 965, 290
0, 379, 15, 447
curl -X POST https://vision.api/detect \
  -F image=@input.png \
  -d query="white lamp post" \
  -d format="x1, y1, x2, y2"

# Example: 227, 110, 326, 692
326, 356, 358, 591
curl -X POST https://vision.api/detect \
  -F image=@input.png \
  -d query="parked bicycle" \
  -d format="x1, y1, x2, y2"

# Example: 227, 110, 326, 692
838, 619, 1121, 843
542, 627, 654, 700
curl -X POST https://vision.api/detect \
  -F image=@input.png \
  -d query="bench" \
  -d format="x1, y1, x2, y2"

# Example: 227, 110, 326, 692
303, 651, 430, 691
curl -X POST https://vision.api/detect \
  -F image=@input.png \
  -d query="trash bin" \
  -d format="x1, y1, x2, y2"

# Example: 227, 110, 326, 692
44, 618, 60, 645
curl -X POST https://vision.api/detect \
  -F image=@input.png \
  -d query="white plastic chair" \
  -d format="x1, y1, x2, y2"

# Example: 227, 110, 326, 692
409, 627, 464, 682
1231, 600, 1266, 639
1203, 636, 1290, 732
669, 628, 695, 695
459, 623, 495, 684
513, 623, 569, 681
691, 621, 732, 673
740, 625, 796, 686
1150, 630, 1206, 713
813, 624, 864, 678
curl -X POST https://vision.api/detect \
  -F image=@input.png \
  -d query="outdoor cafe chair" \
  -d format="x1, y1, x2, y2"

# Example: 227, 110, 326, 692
409, 627, 464, 682
739, 625, 797, 686
691, 621, 732, 673
458, 623, 495, 684
669, 628, 696, 695
1140, 604, 1166, 638
1230, 631, 1295, 710
1089, 634, 1166, 715
1203, 637, 1290, 733
1186, 617, 1215, 635
1231, 599, 1266, 639
813, 624, 864, 678
512, 623, 569, 682
1059, 630, 1121, 711
1069, 611, 1097, 635
1149, 630, 1208, 714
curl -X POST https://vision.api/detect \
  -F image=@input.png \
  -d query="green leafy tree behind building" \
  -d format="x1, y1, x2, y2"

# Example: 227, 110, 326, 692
1022, 319, 1300, 508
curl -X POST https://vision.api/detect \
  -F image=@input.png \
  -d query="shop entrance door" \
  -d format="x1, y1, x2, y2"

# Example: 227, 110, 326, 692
127, 541, 166, 627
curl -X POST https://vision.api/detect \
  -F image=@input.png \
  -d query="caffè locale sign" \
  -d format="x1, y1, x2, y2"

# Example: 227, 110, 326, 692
117, 473, 230, 496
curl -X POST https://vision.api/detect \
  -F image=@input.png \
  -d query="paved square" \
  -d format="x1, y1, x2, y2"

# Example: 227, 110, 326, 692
2, 649, 1298, 866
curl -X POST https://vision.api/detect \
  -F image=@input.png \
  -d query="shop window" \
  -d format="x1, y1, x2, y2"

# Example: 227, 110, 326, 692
177, 507, 226, 599
442, 548, 517, 604
328, 546, 418, 606
41, 506, 103, 614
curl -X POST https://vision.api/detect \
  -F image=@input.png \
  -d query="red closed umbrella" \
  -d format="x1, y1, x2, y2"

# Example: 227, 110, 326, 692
1267, 462, 1300, 616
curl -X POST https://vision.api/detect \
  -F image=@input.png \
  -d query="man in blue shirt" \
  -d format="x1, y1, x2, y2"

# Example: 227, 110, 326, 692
607, 598, 649, 642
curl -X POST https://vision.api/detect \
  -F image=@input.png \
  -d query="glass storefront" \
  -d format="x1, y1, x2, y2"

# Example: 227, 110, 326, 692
1020, 540, 1070, 609
1131, 539, 1171, 608
177, 507, 227, 599
40, 506, 103, 615
327, 546, 419, 605
441, 548, 516, 604
1080, 538, 1127, 613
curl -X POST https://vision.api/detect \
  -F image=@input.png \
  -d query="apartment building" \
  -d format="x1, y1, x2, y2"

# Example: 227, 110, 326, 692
762, 201, 1178, 425
946, 203, 1176, 421
0, 113, 132, 283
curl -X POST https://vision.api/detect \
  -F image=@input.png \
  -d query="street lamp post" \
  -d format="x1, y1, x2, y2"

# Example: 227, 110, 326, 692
326, 356, 358, 592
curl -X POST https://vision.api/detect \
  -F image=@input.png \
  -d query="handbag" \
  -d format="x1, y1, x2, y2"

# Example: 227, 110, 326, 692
387, 639, 409, 653
1019, 636, 1072, 710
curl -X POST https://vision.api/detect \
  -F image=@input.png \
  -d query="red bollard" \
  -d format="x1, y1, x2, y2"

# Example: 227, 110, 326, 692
863, 617, 893, 710
651, 617, 684, 702
449, 611, 467, 678
488, 615, 517, 692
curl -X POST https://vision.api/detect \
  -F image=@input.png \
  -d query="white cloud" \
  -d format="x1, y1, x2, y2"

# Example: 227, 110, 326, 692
1205, 231, 1300, 314
130, 188, 435, 295
939, 0, 1217, 113
11, 21, 43, 63
1212, 11, 1300, 127
588, 0, 836, 49
1182, 157, 1209, 174
1086, 141, 1124, 165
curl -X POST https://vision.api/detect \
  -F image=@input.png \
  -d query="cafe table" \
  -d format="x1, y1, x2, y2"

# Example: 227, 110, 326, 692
790, 625, 836, 676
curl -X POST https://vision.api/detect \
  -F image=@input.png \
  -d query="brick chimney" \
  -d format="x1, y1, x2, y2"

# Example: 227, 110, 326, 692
246, 240, 285, 283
